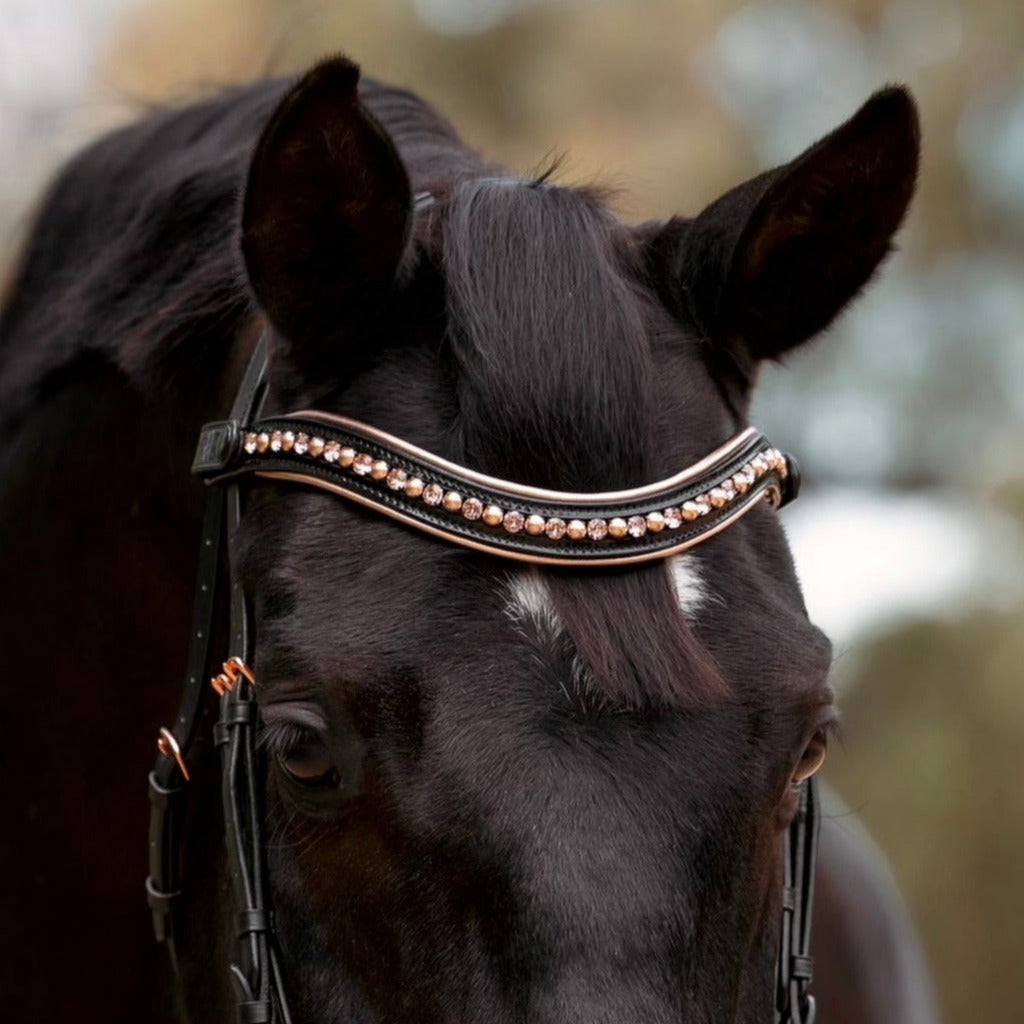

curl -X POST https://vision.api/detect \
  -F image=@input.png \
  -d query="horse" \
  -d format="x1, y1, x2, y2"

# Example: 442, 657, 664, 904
0, 56, 935, 1023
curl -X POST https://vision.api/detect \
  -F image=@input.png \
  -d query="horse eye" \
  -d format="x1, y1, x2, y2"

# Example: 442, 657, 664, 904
277, 739, 338, 788
793, 729, 827, 784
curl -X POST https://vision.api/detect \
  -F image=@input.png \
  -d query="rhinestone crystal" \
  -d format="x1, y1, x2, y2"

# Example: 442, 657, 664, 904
566, 519, 587, 541
293, 433, 309, 454
352, 453, 373, 476
443, 491, 463, 513
322, 441, 341, 463
587, 518, 609, 541
503, 510, 525, 533
423, 484, 444, 506
243, 432, 258, 454
681, 502, 701, 522
462, 497, 484, 520
386, 468, 408, 491
608, 517, 629, 539
544, 517, 567, 539
663, 507, 682, 529
482, 505, 504, 526
732, 473, 749, 495
626, 515, 647, 538
525, 514, 546, 536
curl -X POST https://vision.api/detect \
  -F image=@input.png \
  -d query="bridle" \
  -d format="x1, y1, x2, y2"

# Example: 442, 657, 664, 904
146, 332, 820, 1024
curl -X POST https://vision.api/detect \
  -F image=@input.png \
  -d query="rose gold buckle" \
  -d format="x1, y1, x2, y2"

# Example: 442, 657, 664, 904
211, 656, 257, 696
156, 727, 190, 782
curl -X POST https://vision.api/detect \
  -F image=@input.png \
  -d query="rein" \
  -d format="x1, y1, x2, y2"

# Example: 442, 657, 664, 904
146, 333, 820, 1024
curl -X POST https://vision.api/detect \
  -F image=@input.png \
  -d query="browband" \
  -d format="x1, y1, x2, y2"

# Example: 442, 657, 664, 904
193, 411, 799, 566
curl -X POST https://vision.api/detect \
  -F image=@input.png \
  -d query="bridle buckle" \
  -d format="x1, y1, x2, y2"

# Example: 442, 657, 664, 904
211, 655, 256, 695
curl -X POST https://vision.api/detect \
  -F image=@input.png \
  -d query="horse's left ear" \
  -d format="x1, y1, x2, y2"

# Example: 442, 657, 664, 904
653, 87, 919, 378
242, 57, 411, 375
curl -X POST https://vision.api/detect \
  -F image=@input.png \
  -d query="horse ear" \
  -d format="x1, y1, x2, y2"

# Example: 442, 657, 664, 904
241, 57, 411, 376
656, 87, 919, 380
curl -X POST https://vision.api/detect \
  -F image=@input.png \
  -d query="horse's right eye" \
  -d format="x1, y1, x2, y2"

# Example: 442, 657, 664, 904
278, 738, 338, 788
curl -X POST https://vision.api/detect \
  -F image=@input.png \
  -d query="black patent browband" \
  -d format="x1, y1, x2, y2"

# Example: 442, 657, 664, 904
193, 415, 799, 566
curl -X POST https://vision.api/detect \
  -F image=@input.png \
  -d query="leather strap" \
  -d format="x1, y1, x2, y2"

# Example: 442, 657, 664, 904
776, 778, 821, 1024
194, 416, 798, 567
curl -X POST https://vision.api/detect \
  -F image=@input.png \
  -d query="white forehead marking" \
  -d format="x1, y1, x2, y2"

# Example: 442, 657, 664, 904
504, 555, 705, 636
505, 570, 562, 637
666, 554, 706, 618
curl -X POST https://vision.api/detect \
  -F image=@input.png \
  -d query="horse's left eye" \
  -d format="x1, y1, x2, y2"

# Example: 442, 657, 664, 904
277, 738, 338, 788
793, 729, 828, 784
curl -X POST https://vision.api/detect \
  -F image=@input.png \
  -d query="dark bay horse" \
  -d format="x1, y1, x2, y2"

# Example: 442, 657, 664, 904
0, 57, 935, 1023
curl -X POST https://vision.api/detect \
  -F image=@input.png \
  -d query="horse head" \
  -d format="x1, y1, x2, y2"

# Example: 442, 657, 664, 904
192, 57, 918, 1023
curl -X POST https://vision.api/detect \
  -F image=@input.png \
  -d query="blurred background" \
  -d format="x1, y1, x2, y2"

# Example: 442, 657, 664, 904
2, 0, 1021, 1019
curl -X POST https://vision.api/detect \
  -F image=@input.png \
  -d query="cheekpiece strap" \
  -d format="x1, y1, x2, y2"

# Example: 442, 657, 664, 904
193, 413, 799, 566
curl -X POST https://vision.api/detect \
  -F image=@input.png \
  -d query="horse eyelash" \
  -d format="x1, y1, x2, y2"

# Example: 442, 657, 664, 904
258, 720, 325, 757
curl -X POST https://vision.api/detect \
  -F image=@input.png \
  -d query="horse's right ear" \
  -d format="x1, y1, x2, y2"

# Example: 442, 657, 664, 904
242, 57, 411, 377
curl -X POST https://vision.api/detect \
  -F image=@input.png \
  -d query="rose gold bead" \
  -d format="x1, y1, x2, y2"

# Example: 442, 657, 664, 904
544, 517, 567, 539
681, 501, 701, 522
308, 436, 325, 457
462, 497, 484, 520
443, 491, 463, 513
293, 433, 309, 454
243, 432, 258, 454
386, 468, 408, 491
663, 507, 682, 529
587, 518, 609, 541
627, 515, 647, 538
322, 441, 341, 463
525, 514, 546, 536
339, 447, 356, 468
482, 504, 504, 526
694, 496, 713, 515
646, 511, 666, 533
256, 432, 270, 453
281, 430, 296, 452
608, 517, 629, 538
732, 473, 749, 495
353, 453, 373, 476
503, 510, 525, 533
371, 459, 389, 480
270, 430, 283, 452
752, 455, 769, 476
708, 487, 729, 508
405, 477, 425, 498
566, 519, 587, 541
423, 483, 444, 506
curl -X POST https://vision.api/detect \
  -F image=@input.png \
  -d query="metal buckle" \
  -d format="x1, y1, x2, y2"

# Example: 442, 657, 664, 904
156, 727, 190, 782
211, 656, 257, 696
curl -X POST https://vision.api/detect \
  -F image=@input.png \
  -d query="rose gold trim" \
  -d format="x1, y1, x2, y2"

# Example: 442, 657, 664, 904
284, 411, 763, 507
157, 727, 190, 782
254, 470, 775, 567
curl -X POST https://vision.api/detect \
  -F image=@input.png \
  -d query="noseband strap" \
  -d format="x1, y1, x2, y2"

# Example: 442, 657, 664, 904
148, 333, 817, 1023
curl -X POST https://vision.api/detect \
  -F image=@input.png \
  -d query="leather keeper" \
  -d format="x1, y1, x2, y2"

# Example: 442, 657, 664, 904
237, 909, 273, 938
237, 1000, 272, 1024
193, 420, 240, 476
